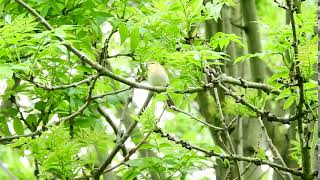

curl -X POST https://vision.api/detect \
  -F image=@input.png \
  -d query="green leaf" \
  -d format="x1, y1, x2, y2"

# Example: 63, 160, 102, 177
129, 106, 156, 130
119, 22, 128, 44
13, 118, 24, 135
234, 53, 272, 63
0, 65, 13, 78
127, 157, 162, 168
283, 95, 296, 110
0, 63, 30, 78
304, 80, 317, 90
205, 2, 223, 21
26, 114, 37, 127
11, 64, 30, 71
7, 108, 18, 116
256, 148, 267, 160
130, 27, 140, 52
54, 28, 66, 39
139, 143, 156, 150
35, 101, 46, 111
159, 143, 173, 148
0, 118, 11, 136
274, 88, 291, 101
122, 170, 139, 180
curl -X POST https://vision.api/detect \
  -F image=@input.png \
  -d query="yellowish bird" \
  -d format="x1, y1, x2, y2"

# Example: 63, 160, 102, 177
147, 61, 169, 86
146, 61, 174, 107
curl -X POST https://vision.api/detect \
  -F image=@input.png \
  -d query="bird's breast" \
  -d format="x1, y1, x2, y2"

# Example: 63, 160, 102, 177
148, 70, 169, 86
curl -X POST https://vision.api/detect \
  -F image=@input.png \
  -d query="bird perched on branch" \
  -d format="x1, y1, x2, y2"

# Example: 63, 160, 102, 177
146, 61, 174, 107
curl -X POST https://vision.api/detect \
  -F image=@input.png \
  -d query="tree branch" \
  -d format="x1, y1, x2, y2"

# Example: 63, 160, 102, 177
285, 0, 311, 179
91, 87, 131, 100
102, 130, 153, 174
153, 128, 303, 177
97, 105, 127, 156
169, 106, 224, 131
53, 74, 100, 125
258, 116, 293, 180
93, 92, 154, 179
273, 0, 289, 10
25, 75, 95, 91
218, 82, 306, 124
217, 73, 280, 95
212, 85, 241, 179
0, 131, 41, 144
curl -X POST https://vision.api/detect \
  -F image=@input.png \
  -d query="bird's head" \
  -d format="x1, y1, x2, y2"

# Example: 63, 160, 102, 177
146, 61, 162, 71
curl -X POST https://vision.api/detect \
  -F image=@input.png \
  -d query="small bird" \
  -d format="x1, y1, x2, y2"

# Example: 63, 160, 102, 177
147, 61, 169, 86
146, 61, 174, 107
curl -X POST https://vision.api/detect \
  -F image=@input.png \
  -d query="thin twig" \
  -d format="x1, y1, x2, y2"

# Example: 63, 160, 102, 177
10, 95, 33, 130
25, 75, 95, 91
93, 92, 154, 179
273, 0, 289, 10
169, 106, 224, 131
91, 87, 131, 100
226, 117, 239, 129
212, 87, 241, 180
97, 105, 127, 156
233, 162, 252, 180
114, 89, 134, 154
54, 74, 100, 125
258, 116, 293, 180
107, 53, 134, 59
102, 130, 153, 174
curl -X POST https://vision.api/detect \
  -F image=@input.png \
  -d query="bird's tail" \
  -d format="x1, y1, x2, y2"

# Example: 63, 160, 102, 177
166, 94, 175, 107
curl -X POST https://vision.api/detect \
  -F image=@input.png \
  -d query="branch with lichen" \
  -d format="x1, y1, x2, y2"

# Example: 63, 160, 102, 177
153, 127, 303, 176
284, 0, 312, 179
217, 82, 306, 124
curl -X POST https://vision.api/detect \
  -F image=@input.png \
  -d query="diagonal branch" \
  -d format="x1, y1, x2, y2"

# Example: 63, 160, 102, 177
10, 95, 33, 131
153, 128, 303, 177
212, 86, 241, 179
273, 0, 289, 10
93, 92, 154, 179
169, 106, 224, 131
91, 87, 131, 100
218, 82, 306, 124
102, 130, 153, 174
258, 116, 293, 180
25, 75, 95, 91
53, 74, 100, 125
97, 105, 127, 156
